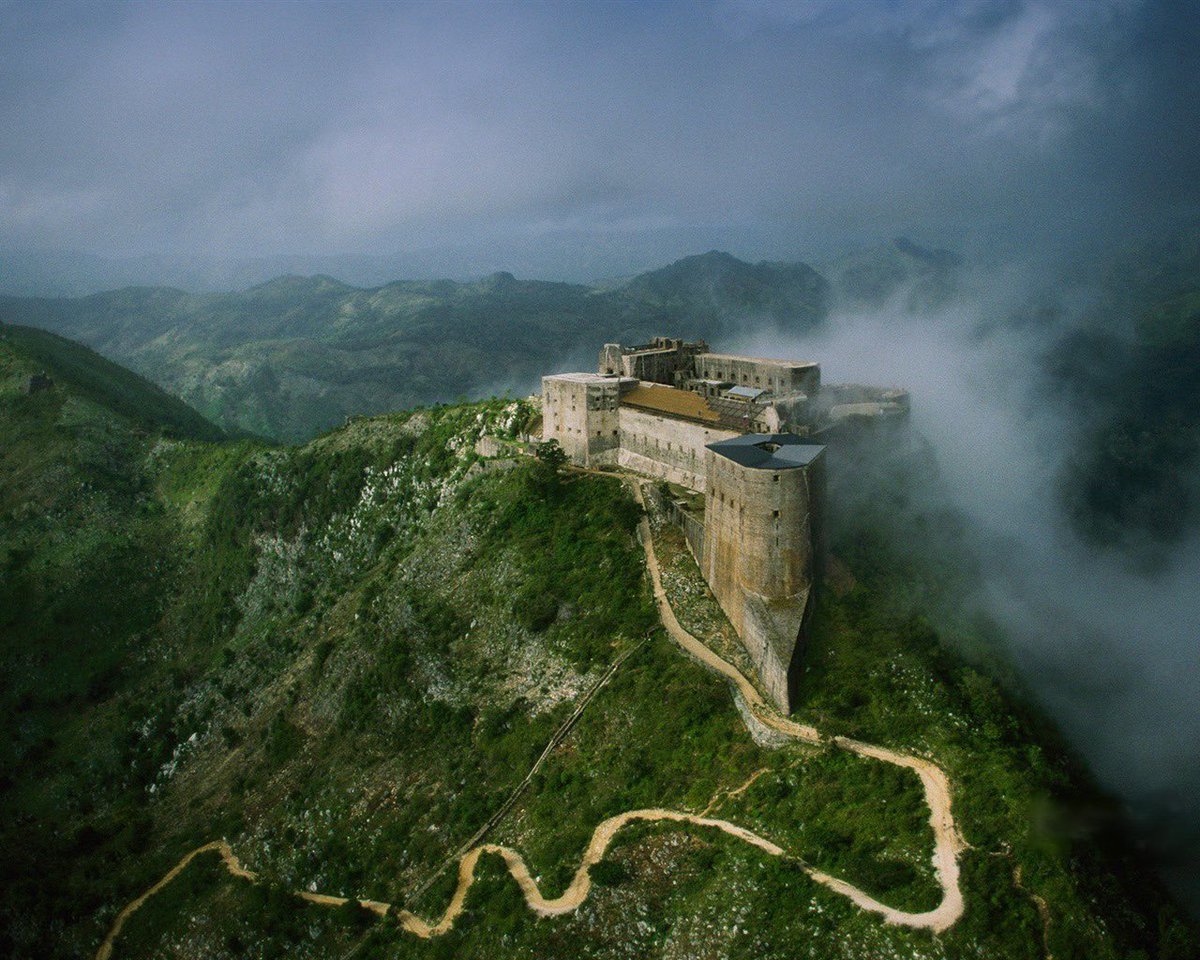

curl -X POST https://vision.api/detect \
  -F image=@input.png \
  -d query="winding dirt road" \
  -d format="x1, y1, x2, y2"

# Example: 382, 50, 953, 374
95, 476, 967, 958
629, 480, 966, 933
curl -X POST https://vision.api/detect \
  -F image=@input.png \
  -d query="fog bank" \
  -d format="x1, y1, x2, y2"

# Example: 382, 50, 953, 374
734, 273, 1200, 906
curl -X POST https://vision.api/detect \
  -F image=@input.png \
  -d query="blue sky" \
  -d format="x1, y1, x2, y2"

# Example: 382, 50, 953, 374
0, 0, 1196, 267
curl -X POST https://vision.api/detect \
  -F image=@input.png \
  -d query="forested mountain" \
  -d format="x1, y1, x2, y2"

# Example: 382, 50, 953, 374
820, 237, 962, 312
0, 322, 224, 442
0, 251, 829, 442
2, 326, 1194, 960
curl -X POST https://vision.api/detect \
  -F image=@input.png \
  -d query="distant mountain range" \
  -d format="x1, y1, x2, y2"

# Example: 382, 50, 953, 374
0, 248, 856, 440
0, 230, 855, 297
0, 242, 961, 442
3, 232, 1199, 557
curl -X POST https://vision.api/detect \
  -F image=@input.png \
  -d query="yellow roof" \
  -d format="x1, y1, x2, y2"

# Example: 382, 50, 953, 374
620, 385, 721, 423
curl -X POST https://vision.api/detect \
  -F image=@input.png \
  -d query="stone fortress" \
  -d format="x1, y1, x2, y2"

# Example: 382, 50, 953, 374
542, 337, 907, 714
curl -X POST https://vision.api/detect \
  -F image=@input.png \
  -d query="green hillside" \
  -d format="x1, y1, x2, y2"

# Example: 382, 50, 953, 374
0, 322, 224, 442
0, 252, 829, 443
0, 331, 1193, 960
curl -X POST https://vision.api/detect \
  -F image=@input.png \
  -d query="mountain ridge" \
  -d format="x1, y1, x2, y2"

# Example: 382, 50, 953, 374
0, 250, 833, 441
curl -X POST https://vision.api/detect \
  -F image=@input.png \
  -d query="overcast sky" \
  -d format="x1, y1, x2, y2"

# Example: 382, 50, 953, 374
1, 0, 1197, 268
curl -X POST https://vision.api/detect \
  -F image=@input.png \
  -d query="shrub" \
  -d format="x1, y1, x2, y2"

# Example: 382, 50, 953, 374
513, 585, 558, 632
589, 860, 630, 887
335, 898, 377, 930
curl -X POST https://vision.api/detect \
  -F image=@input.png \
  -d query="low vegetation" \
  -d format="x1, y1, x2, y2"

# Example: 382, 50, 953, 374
0, 329, 1194, 959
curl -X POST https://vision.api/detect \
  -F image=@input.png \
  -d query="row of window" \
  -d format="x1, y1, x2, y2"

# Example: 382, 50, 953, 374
700, 367, 786, 390
712, 490, 783, 520
715, 487, 782, 518
624, 434, 701, 459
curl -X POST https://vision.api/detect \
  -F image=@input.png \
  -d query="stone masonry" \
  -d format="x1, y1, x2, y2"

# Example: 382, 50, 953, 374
702, 434, 823, 713
540, 336, 861, 714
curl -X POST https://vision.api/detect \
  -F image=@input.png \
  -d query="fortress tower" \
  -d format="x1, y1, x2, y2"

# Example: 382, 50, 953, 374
701, 434, 824, 714
541, 372, 630, 466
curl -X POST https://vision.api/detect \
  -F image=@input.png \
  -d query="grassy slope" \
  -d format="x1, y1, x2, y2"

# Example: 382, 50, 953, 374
0, 334, 1194, 960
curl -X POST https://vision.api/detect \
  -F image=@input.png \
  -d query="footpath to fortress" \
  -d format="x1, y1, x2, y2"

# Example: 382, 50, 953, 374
542, 337, 907, 714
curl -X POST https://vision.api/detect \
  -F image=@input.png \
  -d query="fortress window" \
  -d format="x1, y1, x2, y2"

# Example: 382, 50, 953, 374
773, 510, 780, 518
612, 429, 618, 436
773, 474, 779, 482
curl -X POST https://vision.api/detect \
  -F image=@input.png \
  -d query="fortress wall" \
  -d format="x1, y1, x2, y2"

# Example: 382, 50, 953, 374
695, 354, 821, 396
616, 407, 738, 491
542, 375, 623, 466
599, 339, 708, 385
626, 350, 684, 384
702, 449, 823, 713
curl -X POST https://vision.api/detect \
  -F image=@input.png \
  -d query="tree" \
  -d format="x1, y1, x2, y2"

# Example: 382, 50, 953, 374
535, 439, 568, 471
532, 439, 569, 495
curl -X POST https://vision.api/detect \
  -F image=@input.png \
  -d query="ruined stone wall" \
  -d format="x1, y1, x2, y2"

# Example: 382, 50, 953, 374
701, 449, 823, 713
625, 350, 684, 384
616, 407, 738, 491
599, 344, 622, 375
599, 339, 707, 385
673, 502, 707, 566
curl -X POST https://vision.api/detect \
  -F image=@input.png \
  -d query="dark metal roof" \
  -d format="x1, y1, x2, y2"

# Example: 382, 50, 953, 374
706, 433, 824, 469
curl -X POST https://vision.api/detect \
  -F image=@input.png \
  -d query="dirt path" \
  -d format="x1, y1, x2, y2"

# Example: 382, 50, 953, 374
95, 473, 968, 957
1010, 859, 1054, 960
630, 479, 966, 933
701, 767, 770, 817
95, 842, 254, 960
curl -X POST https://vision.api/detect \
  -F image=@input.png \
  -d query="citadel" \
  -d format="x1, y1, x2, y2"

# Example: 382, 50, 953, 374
541, 337, 907, 714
